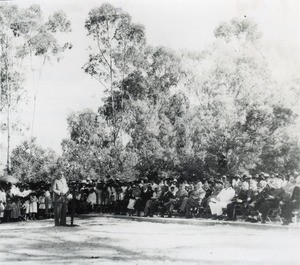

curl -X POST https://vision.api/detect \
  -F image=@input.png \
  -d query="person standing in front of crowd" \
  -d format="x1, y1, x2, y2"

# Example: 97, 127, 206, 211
52, 171, 69, 226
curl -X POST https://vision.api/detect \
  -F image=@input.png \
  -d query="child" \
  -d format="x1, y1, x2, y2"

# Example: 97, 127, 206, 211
10, 197, 21, 222
4, 198, 12, 223
87, 189, 97, 212
38, 192, 46, 219
22, 198, 30, 221
127, 194, 136, 216
29, 192, 38, 220
0, 200, 4, 223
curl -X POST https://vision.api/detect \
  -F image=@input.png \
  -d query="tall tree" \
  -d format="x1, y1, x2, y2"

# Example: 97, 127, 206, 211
84, 3, 146, 144
183, 18, 300, 175
0, 4, 71, 172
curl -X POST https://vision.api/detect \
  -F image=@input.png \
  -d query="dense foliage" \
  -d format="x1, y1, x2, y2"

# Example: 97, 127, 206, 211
10, 138, 57, 183
6, 4, 300, 183
60, 4, 300, 182
0, 4, 71, 172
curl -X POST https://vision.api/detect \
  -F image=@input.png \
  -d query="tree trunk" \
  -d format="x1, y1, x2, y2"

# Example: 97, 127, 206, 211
5, 37, 11, 173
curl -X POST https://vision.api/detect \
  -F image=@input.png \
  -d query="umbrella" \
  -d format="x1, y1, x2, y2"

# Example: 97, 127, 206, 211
0, 174, 19, 184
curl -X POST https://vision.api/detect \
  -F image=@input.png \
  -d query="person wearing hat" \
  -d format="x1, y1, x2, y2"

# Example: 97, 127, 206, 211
135, 184, 153, 217
206, 180, 223, 207
226, 182, 250, 221
232, 175, 241, 192
243, 174, 252, 182
179, 181, 206, 218
158, 185, 176, 217
257, 179, 285, 224
52, 171, 69, 226
209, 180, 235, 219
200, 180, 213, 209
163, 183, 188, 217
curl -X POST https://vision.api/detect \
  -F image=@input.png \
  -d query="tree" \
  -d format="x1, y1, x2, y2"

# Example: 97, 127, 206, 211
10, 138, 57, 183
61, 109, 140, 181
183, 18, 300, 175
0, 4, 71, 172
84, 3, 146, 144
61, 10, 300, 182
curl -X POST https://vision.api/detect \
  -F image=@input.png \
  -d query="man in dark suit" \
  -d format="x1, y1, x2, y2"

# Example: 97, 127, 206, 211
258, 181, 285, 224
226, 182, 249, 221
281, 176, 300, 225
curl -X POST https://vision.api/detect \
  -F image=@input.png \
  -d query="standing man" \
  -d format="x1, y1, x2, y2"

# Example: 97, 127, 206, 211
52, 171, 69, 226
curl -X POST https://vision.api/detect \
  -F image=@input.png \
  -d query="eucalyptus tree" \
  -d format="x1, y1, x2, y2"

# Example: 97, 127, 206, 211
0, 4, 71, 172
183, 18, 300, 175
84, 3, 146, 144
10, 137, 57, 183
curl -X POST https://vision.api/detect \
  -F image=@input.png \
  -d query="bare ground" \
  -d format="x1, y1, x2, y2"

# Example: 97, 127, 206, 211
0, 216, 299, 265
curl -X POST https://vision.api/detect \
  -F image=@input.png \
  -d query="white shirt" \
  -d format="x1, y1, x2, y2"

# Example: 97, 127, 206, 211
0, 191, 6, 203
87, 192, 97, 204
52, 177, 69, 195
217, 187, 235, 203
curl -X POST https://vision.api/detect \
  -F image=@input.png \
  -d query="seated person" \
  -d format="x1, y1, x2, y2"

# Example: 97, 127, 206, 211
206, 180, 224, 207
159, 185, 176, 217
209, 180, 235, 219
246, 179, 269, 222
179, 182, 206, 218
226, 182, 249, 221
128, 184, 141, 216
281, 176, 300, 225
200, 180, 213, 208
258, 179, 285, 224
144, 187, 161, 217
134, 184, 153, 217
164, 184, 188, 217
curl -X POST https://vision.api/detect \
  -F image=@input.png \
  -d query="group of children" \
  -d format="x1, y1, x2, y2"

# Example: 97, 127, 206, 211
0, 186, 53, 223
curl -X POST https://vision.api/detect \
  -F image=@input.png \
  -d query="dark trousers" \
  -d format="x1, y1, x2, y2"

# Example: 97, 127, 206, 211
134, 199, 146, 215
54, 201, 67, 226
259, 200, 279, 221
185, 198, 199, 217
281, 201, 300, 221
144, 200, 159, 216
227, 202, 246, 220
164, 199, 177, 213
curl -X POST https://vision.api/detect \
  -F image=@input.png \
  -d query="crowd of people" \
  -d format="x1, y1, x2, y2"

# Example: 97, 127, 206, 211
1, 172, 300, 226
0, 182, 53, 223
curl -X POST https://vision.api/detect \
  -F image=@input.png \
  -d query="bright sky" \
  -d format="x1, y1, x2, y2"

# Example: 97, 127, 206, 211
1, 0, 299, 164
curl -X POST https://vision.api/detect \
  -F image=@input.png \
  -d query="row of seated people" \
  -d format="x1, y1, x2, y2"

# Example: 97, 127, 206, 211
73, 174, 300, 225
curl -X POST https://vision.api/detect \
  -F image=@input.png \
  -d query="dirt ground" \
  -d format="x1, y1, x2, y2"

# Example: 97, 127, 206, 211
0, 216, 299, 265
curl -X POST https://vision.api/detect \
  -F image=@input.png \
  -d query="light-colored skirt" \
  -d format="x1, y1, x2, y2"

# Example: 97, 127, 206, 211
29, 202, 38, 213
